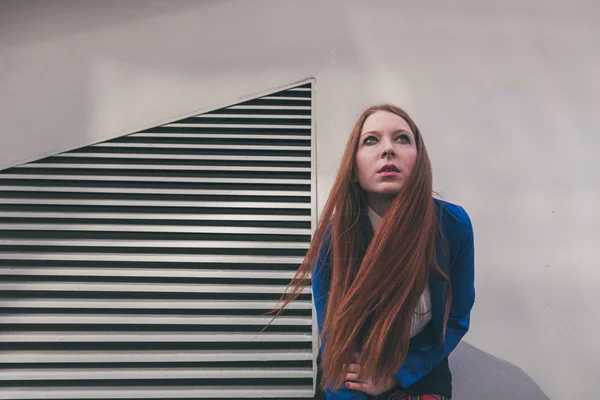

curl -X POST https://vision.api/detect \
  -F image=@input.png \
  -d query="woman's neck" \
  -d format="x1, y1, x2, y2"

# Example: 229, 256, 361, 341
367, 194, 396, 217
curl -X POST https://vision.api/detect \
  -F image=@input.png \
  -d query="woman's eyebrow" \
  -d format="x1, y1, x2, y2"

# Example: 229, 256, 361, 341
391, 129, 413, 135
361, 130, 380, 137
361, 129, 413, 137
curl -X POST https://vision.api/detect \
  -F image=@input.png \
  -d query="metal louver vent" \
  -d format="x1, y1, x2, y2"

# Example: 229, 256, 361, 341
0, 81, 316, 399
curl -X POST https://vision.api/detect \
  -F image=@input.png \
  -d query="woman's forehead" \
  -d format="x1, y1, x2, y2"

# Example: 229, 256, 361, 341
361, 111, 412, 134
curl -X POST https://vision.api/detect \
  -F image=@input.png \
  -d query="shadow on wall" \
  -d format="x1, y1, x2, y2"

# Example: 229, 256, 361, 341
315, 342, 551, 400
451, 342, 551, 399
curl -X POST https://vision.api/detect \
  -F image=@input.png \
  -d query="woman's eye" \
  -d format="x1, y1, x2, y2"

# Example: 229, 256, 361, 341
363, 135, 377, 145
396, 134, 411, 143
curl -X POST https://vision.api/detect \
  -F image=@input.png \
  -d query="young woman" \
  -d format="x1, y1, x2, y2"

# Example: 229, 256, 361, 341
269, 104, 475, 399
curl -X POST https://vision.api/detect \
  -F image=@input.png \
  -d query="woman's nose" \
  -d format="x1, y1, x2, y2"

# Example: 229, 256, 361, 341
382, 146, 395, 158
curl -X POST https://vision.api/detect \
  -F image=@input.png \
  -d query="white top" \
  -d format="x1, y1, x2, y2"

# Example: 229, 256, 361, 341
367, 206, 432, 338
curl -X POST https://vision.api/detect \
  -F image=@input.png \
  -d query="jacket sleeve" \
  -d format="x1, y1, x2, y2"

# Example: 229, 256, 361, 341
312, 229, 369, 399
394, 208, 475, 388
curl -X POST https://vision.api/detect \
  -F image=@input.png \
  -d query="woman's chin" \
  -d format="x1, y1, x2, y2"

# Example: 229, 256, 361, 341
366, 187, 403, 199
374, 184, 404, 195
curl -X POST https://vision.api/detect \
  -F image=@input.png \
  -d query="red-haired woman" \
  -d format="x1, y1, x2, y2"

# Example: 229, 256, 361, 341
272, 104, 475, 399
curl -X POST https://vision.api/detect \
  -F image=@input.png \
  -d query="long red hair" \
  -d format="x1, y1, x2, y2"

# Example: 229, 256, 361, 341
264, 104, 450, 392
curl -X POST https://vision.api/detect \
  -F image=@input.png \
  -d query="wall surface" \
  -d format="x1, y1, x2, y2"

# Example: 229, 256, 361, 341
1, 0, 599, 398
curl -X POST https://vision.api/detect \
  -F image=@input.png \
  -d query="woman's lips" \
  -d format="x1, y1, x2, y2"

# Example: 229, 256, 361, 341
379, 171, 400, 177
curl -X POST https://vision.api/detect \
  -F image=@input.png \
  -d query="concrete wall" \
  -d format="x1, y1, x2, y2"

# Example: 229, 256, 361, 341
1, 0, 598, 398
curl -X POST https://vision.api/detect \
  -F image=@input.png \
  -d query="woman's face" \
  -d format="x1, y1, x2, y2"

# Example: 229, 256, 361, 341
355, 110, 418, 201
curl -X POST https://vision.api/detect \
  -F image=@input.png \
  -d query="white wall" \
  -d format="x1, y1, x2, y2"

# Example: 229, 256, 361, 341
1, 0, 598, 398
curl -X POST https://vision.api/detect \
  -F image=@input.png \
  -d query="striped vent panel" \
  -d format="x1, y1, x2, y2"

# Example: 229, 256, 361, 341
0, 82, 316, 399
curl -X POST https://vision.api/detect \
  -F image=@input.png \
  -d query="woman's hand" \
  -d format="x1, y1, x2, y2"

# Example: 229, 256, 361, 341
343, 362, 398, 396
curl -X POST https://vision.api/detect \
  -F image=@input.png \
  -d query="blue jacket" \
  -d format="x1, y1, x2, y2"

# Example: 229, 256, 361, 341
312, 199, 475, 399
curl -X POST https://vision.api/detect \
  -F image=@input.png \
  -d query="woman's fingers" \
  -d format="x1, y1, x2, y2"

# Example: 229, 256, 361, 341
344, 364, 360, 384
345, 381, 367, 392
345, 372, 359, 381
347, 363, 360, 373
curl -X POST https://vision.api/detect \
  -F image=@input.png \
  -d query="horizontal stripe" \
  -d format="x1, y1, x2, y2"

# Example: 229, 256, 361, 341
0, 350, 312, 363
194, 114, 311, 119
0, 212, 312, 221
162, 123, 309, 129
0, 387, 314, 399
0, 332, 312, 343
0, 299, 312, 309
0, 314, 312, 324
0, 199, 310, 207
0, 367, 313, 380
227, 105, 311, 110
130, 133, 310, 140
0, 253, 304, 263
0, 240, 308, 249
0, 244, 308, 253
0, 238, 309, 247
0, 282, 308, 295
0, 224, 309, 234
0, 186, 310, 196
94, 143, 310, 150
53, 153, 311, 161
12, 164, 311, 172
0, 267, 308, 282
0, 175, 310, 184
260, 96, 311, 101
